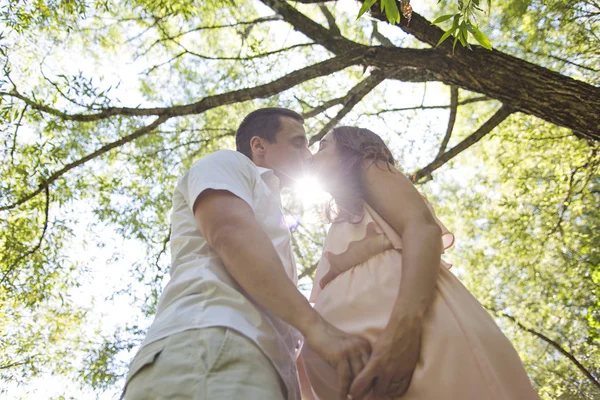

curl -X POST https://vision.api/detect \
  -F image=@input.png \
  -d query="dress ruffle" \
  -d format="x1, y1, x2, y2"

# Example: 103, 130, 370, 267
310, 195, 454, 303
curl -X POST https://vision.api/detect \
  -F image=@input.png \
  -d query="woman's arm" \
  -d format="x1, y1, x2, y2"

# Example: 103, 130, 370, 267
349, 161, 442, 400
362, 161, 443, 329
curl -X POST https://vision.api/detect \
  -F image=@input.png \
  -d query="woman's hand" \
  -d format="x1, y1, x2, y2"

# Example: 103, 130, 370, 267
304, 317, 372, 400
320, 223, 393, 289
349, 323, 422, 400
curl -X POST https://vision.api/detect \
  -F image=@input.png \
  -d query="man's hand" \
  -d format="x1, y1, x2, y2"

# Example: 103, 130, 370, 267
349, 324, 421, 400
305, 318, 372, 400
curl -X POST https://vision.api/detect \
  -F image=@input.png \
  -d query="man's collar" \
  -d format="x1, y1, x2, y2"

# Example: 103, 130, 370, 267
256, 166, 282, 191
256, 166, 273, 176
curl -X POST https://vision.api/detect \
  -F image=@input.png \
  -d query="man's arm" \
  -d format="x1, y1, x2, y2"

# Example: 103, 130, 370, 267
194, 189, 320, 333
194, 189, 371, 400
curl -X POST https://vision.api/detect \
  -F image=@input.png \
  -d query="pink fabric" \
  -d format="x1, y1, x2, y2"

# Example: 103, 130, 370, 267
302, 200, 539, 400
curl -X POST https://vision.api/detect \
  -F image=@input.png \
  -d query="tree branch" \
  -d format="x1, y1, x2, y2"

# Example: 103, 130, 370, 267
154, 226, 172, 273
411, 105, 513, 182
277, 0, 600, 141
301, 95, 347, 119
143, 42, 317, 74
319, 4, 341, 35
135, 16, 283, 59
0, 359, 34, 370
260, 0, 362, 53
186, 42, 316, 61
523, 49, 600, 73
1, 51, 370, 211
365, 96, 489, 115
309, 70, 388, 145
0, 116, 170, 212
372, 21, 395, 47
438, 86, 459, 156
365, 7, 600, 142
1, 49, 368, 123
550, 152, 600, 236
493, 310, 600, 390
138, 131, 234, 159
298, 262, 319, 280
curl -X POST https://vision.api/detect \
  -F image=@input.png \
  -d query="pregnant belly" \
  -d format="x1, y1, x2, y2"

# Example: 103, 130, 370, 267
313, 249, 403, 345
303, 251, 402, 399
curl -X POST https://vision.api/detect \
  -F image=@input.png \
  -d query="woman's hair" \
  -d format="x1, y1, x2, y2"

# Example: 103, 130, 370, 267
327, 126, 396, 223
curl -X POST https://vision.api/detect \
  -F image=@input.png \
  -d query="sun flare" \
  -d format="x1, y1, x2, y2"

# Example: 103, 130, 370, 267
294, 176, 330, 206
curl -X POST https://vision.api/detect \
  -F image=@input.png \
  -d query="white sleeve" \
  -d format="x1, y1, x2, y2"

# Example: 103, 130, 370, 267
179, 150, 256, 213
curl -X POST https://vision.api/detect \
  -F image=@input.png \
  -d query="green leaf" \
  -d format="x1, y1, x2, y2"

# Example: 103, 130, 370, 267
357, 0, 377, 20
453, 14, 461, 28
437, 14, 461, 47
381, 0, 401, 23
431, 13, 456, 25
467, 23, 493, 49
436, 24, 459, 47
458, 26, 467, 47
460, 26, 472, 49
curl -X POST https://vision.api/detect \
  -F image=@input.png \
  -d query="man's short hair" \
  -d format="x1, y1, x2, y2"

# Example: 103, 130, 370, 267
236, 107, 304, 160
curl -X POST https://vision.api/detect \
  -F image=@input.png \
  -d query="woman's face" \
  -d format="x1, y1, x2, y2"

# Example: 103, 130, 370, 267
309, 131, 343, 191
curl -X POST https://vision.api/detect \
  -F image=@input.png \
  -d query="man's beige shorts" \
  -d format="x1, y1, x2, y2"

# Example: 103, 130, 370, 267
121, 327, 287, 400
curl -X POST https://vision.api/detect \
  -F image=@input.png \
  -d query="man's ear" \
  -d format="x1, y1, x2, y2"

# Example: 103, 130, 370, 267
250, 136, 266, 158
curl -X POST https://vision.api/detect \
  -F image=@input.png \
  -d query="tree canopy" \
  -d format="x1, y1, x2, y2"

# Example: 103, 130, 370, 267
1, 0, 598, 398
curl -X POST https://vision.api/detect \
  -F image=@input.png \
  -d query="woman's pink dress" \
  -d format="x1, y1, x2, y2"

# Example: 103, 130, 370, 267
301, 200, 539, 400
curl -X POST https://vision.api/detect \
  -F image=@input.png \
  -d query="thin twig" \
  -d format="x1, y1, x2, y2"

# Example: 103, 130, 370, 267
10, 104, 27, 165
302, 95, 346, 119
144, 42, 317, 74
371, 21, 395, 47
135, 16, 282, 59
492, 309, 600, 390
366, 96, 489, 116
437, 86, 459, 156
319, 4, 341, 35
298, 262, 319, 280
154, 226, 171, 273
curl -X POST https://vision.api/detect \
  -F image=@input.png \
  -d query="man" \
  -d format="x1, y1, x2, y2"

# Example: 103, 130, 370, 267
121, 108, 371, 400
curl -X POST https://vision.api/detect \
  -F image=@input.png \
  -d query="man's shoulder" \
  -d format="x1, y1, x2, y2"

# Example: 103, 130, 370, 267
176, 150, 258, 191
191, 149, 254, 170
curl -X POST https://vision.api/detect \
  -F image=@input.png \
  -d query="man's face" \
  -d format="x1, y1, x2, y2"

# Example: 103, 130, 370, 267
262, 116, 311, 187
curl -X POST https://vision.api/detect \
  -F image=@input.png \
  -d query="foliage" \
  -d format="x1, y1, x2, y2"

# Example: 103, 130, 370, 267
0, 0, 598, 398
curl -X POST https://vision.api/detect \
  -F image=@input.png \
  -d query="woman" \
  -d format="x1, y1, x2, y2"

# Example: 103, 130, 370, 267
299, 127, 539, 400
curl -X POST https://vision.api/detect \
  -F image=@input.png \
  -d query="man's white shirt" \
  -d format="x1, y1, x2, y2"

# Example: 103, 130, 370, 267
138, 150, 303, 400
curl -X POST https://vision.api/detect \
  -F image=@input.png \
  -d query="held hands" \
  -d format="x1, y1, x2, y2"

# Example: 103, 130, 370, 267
304, 317, 372, 400
349, 323, 422, 400
304, 316, 422, 400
